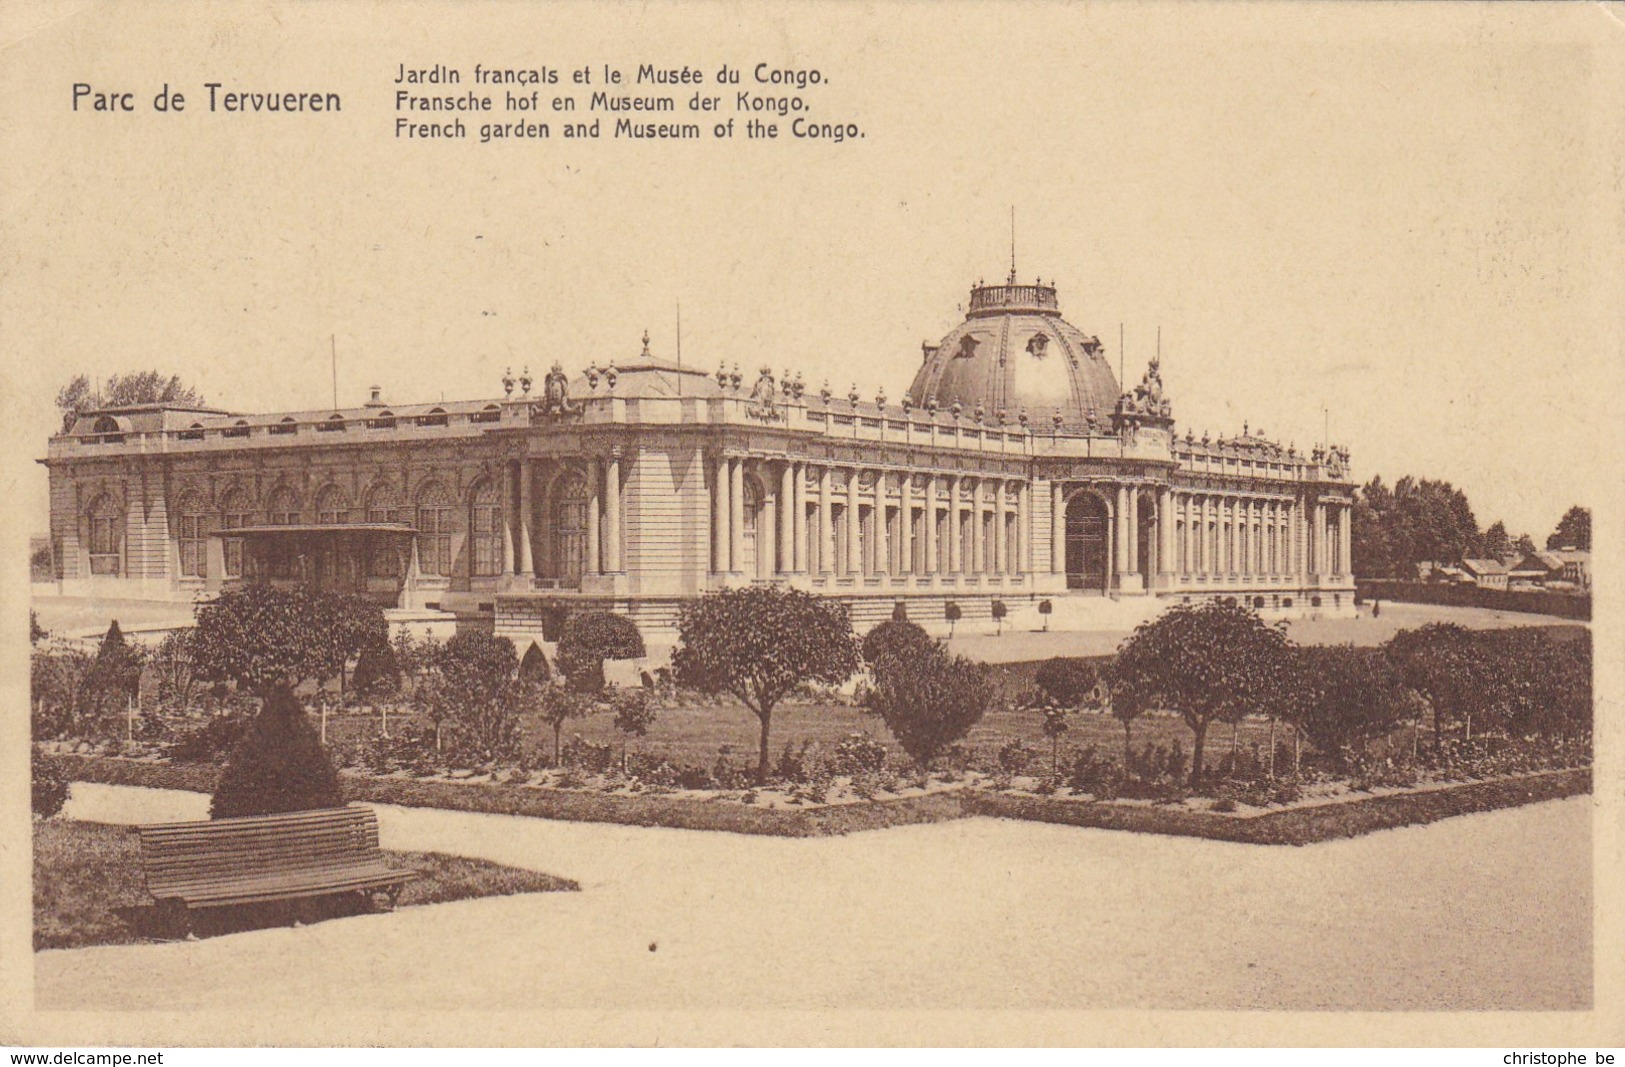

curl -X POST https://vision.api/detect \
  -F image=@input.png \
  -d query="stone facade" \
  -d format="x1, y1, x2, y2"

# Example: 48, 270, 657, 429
39, 276, 1358, 643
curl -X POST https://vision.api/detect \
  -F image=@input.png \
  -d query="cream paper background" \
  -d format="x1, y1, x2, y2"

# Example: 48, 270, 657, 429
0, 0, 1621, 1047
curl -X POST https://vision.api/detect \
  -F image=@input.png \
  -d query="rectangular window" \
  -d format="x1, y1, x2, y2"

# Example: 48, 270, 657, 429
472, 503, 501, 576
419, 506, 452, 576
179, 514, 205, 577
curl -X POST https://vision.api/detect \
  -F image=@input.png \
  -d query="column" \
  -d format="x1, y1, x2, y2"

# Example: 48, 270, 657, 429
517, 459, 534, 576
1205, 496, 1216, 577
760, 463, 776, 580
986, 479, 1002, 574
924, 474, 939, 575
898, 472, 912, 575
1339, 504, 1352, 578
1114, 484, 1129, 576
1128, 488, 1140, 576
779, 462, 794, 576
970, 480, 984, 574
1018, 481, 1031, 576
537, 465, 552, 578
818, 466, 833, 575
586, 457, 602, 575
949, 476, 963, 574
729, 457, 744, 574
500, 462, 516, 576
1051, 481, 1065, 574
712, 454, 729, 573
793, 462, 808, 574
873, 470, 889, 574
1157, 486, 1173, 583
846, 468, 861, 574
604, 450, 622, 572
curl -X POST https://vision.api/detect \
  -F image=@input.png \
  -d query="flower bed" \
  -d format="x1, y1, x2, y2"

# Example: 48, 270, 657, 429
41, 752, 1590, 846
964, 767, 1591, 845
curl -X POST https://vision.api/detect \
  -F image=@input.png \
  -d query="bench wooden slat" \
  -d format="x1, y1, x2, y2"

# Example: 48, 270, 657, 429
137, 804, 416, 914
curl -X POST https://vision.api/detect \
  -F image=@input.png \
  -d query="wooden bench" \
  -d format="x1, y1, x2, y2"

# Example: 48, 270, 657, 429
137, 805, 416, 933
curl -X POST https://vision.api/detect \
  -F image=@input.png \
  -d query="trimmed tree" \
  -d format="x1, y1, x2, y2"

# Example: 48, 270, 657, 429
191, 584, 385, 697
861, 619, 937, 670
611, 687, 658, 770
539, 684, 594, 766
86, 620, 144, 724
1033, 657, 1098, 709
1112, 600, 1292, 786
557, 613, 645, 693
944, 601, 962, 638
1038, 599, 1052, 632
209, 683, 344, 818
991, 600, 1008, 636
150, 629, 198, 709
1384, 623, 1494, 746
351, 639, 400, 699
1040, 706, 1069, 777
1293, 645, 1414, 767
426, 631, 521, 760
870, 642, 994, 769
671, 586, 860, 783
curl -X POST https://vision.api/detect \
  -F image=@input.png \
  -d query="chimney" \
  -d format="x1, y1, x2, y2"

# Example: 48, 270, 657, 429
365, 385, 384, 408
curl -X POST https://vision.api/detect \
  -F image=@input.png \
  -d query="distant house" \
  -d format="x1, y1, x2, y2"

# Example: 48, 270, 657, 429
1509, 549, 1590, 591
1458, 558, 1510, 591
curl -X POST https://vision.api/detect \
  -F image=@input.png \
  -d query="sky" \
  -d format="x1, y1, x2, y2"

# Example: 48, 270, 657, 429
3, 2, 1620, 543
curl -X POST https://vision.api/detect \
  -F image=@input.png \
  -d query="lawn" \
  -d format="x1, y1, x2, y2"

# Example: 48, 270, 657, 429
306, 697, 1285, 775
33, 816, 578, 950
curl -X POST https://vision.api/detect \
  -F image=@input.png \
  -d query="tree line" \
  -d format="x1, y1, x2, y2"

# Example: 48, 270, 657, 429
1352, 474, 1588, 579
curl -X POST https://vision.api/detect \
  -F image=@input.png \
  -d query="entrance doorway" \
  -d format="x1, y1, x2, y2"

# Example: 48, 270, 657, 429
1065, 492, 1109, 592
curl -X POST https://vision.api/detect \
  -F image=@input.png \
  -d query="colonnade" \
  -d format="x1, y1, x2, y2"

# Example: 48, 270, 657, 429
499, 454, 625, 581
709, 455, 1030, 582
1170, 491, 1351, 582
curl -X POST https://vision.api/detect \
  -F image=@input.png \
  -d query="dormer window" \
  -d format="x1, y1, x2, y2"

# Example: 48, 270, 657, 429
178, 422, 205, 441
416, 407, 449, 427
470, 403, 501, 425
1025, 332, 1050, 359
317, 413, 346, 432
956, 335, 980, 359
223, 419, 250, 438
269, 416, 297, 436
367, 410, 396, 429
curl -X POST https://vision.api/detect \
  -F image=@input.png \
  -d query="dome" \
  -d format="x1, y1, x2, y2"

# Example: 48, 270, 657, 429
906, 275, 1118, 431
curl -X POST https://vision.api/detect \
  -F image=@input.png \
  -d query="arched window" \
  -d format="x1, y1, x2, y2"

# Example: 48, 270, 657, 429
363, 483, 408, 577
219, 488, 252, 578
266, 486, 302, 526
741, 476, 762, 578
469, 479, 503, 576
314, 484, 351, 525
549, 472, 589, 586
92, 415, 120, 435
416, 482, 453, 577
86, 494, 123, 575
175, 491, 208, 578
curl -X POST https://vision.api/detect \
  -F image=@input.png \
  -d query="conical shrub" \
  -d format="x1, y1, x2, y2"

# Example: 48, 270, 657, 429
210, 684, 344, 818
351, 639, 400, 697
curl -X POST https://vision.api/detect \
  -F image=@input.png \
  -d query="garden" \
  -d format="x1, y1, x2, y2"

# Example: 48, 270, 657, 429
31, 582, 1593, 846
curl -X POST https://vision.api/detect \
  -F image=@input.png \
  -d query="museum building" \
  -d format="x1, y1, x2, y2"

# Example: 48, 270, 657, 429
40, 269, 1357, 642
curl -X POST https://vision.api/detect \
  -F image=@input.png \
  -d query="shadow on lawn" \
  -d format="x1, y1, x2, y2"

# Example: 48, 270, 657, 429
110, 892, 390, 943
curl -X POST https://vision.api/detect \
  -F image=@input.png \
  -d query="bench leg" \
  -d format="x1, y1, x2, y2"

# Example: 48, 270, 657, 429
160, 898, 195, 941
367, 887, 401, 913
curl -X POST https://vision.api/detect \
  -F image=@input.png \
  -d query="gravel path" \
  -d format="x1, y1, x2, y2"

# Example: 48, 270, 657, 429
41, 784, 1591, 1011
946, 600, 1585, 663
